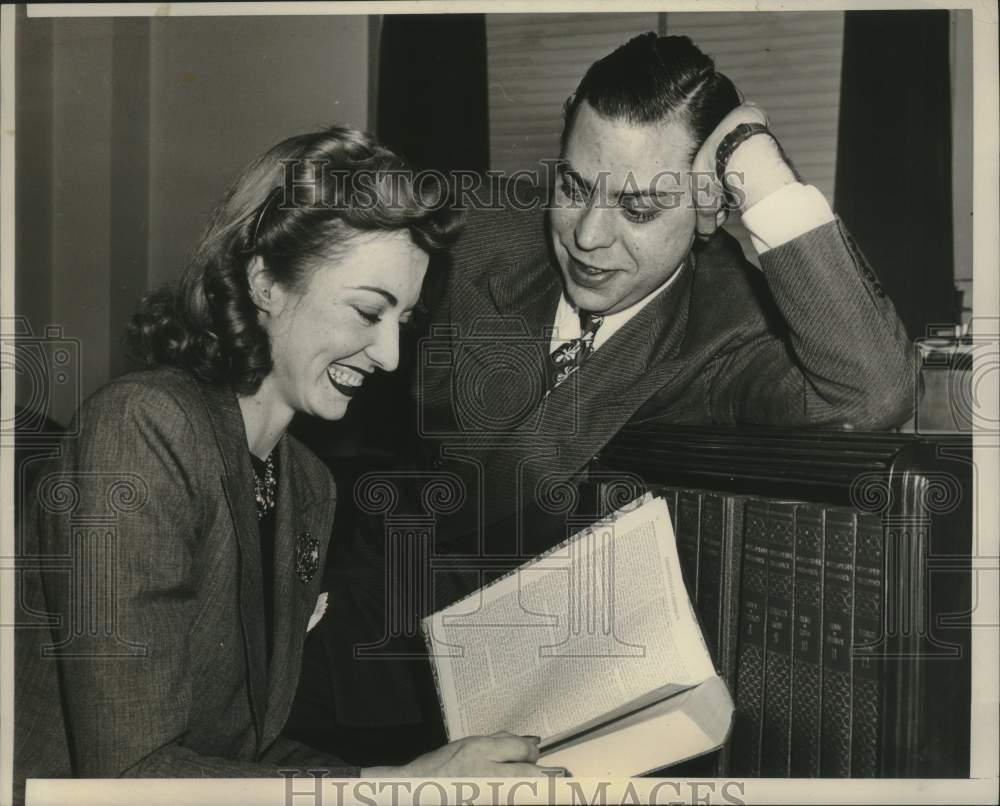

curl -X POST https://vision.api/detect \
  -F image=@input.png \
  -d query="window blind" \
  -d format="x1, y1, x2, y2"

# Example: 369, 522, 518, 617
665, 13, 844, 263
486, 12, 845, 263
665, 12, 844, 207
486, 13, 660, 176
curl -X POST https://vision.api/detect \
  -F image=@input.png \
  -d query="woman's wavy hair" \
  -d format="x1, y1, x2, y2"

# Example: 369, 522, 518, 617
561, 33, 740, 160
127, 125, 457, 394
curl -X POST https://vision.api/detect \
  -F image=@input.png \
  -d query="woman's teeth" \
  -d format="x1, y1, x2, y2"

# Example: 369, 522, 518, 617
327, 364, 364, 388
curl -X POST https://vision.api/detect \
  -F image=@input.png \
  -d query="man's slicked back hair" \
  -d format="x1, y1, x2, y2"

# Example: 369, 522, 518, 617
562, 33, 741, 159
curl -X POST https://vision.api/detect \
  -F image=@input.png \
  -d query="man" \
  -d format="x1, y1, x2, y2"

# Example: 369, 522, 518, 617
289, 33, 913, 763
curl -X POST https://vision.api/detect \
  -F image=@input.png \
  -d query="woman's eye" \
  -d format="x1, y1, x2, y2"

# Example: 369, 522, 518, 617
399, 303, 427, 333
354, 307, 382, 325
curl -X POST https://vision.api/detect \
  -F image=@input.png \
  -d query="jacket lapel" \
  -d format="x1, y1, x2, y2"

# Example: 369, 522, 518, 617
487, 246, 562, 328
259, 437, 335, 750
486, 257, 695, 500
197, 382, 269, 750
475, 248, 562, 437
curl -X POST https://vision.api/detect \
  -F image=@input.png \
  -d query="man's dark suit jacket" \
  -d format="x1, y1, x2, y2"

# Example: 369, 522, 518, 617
298, 202, 914, 754
412, 202, 913, 543
14, 367, 356, 804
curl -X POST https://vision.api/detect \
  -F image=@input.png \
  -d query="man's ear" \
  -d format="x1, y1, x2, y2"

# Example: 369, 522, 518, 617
247, 256, 278, 314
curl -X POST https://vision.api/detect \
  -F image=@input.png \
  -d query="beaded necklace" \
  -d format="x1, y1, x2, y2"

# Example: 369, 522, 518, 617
251, 452, 277, 519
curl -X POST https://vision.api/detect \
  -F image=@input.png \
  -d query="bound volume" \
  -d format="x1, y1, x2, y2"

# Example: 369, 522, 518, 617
421, 494, 734, 777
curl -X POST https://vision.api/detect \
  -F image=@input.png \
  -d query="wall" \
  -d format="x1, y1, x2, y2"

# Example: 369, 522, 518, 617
50, 19, 114, 412
15, 15, 116, 424
147, 16, 369, 290
15, 13, 369, 425
14, 12, 54, 415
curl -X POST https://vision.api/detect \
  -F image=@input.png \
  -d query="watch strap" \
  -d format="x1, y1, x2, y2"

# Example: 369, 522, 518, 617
715, 122, 771, 185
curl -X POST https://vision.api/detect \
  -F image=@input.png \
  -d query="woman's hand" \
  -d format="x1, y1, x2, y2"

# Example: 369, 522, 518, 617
362, 732, 564, 777
689, 102, 796, 238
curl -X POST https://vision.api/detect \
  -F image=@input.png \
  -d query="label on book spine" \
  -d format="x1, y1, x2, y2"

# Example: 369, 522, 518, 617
732, 499, 769, 777
790, 505, 824, 777
761, 503, 796, 776
851, 513, 884, 777
820, 508, 856, 777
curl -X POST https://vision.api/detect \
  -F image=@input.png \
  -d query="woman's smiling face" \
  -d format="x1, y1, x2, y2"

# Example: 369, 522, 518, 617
258, 230, 429, 422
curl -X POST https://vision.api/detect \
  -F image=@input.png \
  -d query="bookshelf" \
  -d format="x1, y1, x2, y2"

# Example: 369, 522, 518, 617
593, 424, 973, 778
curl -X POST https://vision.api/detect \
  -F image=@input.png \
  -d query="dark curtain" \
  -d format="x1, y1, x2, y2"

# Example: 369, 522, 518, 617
377, 14, 489, 173
834, 10, 956, 340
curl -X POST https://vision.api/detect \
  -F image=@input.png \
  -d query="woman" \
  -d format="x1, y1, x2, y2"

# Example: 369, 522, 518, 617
14, 126, 544, 801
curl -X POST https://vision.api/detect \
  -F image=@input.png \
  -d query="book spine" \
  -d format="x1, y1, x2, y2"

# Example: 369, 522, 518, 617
761, 502, 796, 776
661, 487, 679, 527
850, 513, 884, 777
819, 508, 857, 777
675, 490, 701, 600
719, 495, 746, 689
697, 493, 726, 667
731, 499, 769, 777
715, 494, 744, 777
789, 505, 825, 776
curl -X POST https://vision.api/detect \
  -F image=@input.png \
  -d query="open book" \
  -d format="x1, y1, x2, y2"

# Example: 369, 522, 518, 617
421, 494, 734, 777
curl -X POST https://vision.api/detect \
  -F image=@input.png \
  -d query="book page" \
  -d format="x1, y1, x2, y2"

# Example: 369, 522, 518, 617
423, 496, 717, 741
537, 674, 734, 777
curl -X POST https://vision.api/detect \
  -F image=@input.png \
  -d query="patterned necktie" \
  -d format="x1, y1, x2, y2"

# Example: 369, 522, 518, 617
548, 311, 605, 390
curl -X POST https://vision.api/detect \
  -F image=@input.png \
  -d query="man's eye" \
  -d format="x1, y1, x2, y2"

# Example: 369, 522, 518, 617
559, 178, 586, 203
621, 203, 658, 224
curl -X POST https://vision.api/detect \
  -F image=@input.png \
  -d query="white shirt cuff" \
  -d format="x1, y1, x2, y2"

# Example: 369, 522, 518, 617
741, 182, 836, 255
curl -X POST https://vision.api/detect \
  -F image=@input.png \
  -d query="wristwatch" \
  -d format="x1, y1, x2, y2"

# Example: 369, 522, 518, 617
715, 122, 771, 185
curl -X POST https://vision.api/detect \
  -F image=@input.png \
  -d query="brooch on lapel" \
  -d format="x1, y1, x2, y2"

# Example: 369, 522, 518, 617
294, 531, 320, 583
